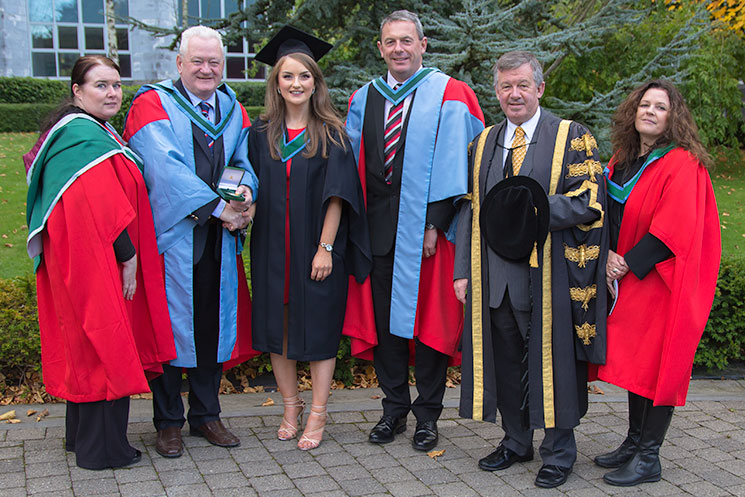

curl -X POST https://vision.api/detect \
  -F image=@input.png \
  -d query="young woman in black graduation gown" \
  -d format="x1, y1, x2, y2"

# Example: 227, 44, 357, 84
249, 30, 370, 450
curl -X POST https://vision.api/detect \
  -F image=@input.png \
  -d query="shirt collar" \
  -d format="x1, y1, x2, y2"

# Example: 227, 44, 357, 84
183, 86, 216, 109
386, 66, 424, 88
506, 106, 541, 144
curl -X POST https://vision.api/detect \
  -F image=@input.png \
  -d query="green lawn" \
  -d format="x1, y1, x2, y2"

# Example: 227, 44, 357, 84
0, 132, 36, 279
712, 147, 745, 259
0, 133, 743, 279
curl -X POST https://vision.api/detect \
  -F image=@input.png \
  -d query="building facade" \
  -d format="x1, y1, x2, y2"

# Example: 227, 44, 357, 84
0, 0, 264, 83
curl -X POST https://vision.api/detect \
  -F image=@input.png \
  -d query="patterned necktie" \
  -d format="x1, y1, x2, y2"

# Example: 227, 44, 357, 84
383, 84, 403, 185
198, 101, 214, 154
511, 126, 526, 176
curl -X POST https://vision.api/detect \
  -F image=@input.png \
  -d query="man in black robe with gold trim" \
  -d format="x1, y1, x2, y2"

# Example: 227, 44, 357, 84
454, 50, 607, 489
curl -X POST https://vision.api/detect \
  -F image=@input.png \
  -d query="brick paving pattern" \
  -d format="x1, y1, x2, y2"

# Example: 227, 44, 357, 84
1, 380, 744, 496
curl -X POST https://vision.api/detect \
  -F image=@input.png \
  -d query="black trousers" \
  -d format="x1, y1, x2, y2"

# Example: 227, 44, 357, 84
150, 363, 222, 430
490, 295, 577, 467
371, 250, 449, 422
151, 223, 223, 431
65, 398, 137, 470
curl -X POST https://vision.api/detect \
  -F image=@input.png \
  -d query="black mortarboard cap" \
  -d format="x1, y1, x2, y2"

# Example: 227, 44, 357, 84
254, 25, 332, 66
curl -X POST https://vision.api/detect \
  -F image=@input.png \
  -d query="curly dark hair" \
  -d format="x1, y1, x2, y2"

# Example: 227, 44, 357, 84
611, 79, 711, 169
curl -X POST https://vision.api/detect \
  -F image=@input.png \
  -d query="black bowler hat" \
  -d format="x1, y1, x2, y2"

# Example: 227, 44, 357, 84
479, 176, 550, 262
254, 25, 333, 66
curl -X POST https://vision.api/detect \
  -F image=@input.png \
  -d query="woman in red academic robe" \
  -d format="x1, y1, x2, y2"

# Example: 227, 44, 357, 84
24, 56, 175, 470
594, 80, 720, 486
248, 27, 371, 451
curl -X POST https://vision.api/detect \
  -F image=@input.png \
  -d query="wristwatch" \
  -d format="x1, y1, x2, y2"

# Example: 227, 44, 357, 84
425, 223, 436, 231
319, 242, 333, 252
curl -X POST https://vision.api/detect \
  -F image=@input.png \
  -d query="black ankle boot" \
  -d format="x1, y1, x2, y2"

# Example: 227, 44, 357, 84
595, 391, 647, 468
603, 401, 674, 487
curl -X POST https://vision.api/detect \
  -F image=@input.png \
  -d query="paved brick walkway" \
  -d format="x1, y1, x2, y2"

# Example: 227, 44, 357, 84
1, 380, 744, 496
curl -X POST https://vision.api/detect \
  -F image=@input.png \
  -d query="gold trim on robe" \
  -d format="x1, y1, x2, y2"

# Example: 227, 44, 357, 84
570, 133, 597, 157
541, 119, 572, 428
468, 126, 493, 421
564, 243, 600, 268
575, 322, 597, 346
569, 284, 597, 311
565, 180, 604, 231
566, 159, 603, 182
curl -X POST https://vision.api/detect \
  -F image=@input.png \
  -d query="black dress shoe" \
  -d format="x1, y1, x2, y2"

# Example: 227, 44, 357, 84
125, 449, 142, 467
478, 445, 533, 471
412, 420, 438, 451
369, 415, 406, 444
535, 464, 572, 488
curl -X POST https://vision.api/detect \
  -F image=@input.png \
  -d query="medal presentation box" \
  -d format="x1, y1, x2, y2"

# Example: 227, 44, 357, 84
218, 166, 246, 201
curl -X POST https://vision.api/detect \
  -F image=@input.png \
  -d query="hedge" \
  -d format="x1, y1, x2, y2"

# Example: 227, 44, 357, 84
0, 77, 266, 105
0, 103, 58, 133
0, 82, 265, 133
3, 256, 744, 388
0, 77, 68, 104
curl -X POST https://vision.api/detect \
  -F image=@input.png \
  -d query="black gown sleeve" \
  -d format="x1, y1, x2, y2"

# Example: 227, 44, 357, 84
425, 198, 456, 232
113, 229, 136, 262
625, 233, 672, 280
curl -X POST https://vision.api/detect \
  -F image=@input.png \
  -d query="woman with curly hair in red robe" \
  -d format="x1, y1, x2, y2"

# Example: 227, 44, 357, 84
594, 80, 720, 486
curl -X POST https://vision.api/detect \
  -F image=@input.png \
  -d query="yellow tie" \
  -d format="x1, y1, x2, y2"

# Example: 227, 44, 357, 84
511, 126, 526, 176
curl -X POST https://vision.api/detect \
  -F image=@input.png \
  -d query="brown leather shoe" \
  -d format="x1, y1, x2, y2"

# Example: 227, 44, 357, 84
190, 419, 240, 447
155, 426, 183, 458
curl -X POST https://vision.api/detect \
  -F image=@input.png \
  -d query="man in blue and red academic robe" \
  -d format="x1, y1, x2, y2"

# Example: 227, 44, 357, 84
344, 10, 484, 452
124, 26, 257, 458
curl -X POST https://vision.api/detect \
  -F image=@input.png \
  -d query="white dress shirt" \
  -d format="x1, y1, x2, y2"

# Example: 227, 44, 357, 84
502, 107, 542, 172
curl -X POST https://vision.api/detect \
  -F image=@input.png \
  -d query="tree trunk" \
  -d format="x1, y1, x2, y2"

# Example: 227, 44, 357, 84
182, 0, 189, 28
105, 0, 119, 64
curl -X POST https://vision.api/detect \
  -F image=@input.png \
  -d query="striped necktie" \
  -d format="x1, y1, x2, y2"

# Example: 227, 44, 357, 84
511, 126, 526, 176
198, 101, 214, 154
383, 84, 403, 185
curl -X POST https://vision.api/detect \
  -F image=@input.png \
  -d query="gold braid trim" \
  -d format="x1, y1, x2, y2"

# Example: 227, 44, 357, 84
570, 133, 597, 157
575, 322, 597, 346
541, 119, 571, 429
563, 243, 600, 268
566, 159, 603, 182
569, 284, 597, 311
468, 126, 493, 422
564, 180, 604, 231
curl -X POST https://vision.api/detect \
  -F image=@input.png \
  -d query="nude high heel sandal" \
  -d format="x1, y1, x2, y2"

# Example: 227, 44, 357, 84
278, 395, 305, 440
297, 405, 327, 451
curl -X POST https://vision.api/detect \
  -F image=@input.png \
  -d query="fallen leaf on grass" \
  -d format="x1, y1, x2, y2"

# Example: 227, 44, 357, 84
428, 449, 446, 460
4, 243, 12, 248
0, 410, 16, 421
588, 384, 605, 395
261, 397, 275, 407
26, 409, 37, 416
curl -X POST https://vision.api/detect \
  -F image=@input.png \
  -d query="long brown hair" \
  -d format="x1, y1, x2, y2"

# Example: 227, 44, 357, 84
260, 52, 346, 160
41, 55, 121, 133
611, 79, 711, 169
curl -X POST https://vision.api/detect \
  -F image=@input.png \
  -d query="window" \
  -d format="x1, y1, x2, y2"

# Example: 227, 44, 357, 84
28, 0, 132, 79
177, 0, 264, 81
